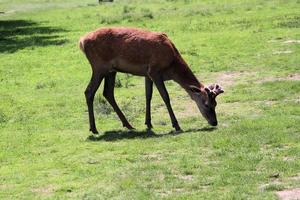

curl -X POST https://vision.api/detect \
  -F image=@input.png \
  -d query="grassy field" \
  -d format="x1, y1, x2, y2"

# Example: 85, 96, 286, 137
0, 0, 299, 199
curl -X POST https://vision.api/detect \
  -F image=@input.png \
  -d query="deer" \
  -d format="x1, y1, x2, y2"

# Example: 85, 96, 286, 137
79, 27, 224, 134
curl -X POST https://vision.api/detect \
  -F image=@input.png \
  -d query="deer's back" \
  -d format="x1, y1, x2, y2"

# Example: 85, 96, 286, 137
80, 27, 178, 76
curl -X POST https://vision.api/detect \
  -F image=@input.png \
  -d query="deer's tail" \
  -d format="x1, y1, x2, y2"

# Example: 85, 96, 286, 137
79, 37, 86, 54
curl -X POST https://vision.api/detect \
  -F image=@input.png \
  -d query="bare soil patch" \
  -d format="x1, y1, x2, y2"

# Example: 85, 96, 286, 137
288, 175, 300, 181
177, 100, 198, 118
276, 188, 300, 200
216, 71, 247, 87
260, 174, 300, 199
259, 180, 281, 192
156, 188, 186, 197
214, 71, 258, 88
216, 72, 300, 87
273, 50, 293, 55
31, 185, 56, 196
0, 184, 12, 190
283, 40, 300, 44
283, 157, 295, 162
142, 153, 163, 162
257, 73, 300, 83
177, 174, 194, 181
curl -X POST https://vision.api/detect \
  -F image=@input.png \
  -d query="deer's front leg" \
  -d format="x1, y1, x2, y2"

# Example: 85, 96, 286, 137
152, 76, 181, 131
145, 77, 153, 129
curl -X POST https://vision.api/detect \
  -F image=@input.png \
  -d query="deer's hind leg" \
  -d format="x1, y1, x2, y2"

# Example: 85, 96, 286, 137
145, 76, 153, 129
103, 72, 134, 130
85, 71, 105, 134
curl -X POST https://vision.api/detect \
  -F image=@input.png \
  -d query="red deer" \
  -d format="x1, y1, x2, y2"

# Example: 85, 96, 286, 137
79, 27, 223, 134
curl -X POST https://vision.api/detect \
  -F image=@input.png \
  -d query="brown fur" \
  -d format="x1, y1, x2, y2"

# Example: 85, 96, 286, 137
79, 27, 200, 86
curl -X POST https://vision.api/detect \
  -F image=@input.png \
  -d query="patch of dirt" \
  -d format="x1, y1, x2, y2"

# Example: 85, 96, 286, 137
0, 184, 12, 190
177, 101, 198, 118
142, 153, 163, 161
276, 188, 300, 200
283, 157, 295, 162
288, 174, 300, 181
0, 10, 15, 16
31, 185, 56, 196
216, 72, 238, 87
216, 71, 245, 87
257, 73, 300, 83
260, 174, 300, 199
285, 73, 300, 81
215, 72, 299, 87
177, 174, 194, 181
173, 188, 185, 193
157, 190, 172, 197
214, 71, 258, 88
156, 188, 186, 197
273, 50, 293, 55
283, 98, 300, 104
259, 180, 281, 192
283, 40, 300, 44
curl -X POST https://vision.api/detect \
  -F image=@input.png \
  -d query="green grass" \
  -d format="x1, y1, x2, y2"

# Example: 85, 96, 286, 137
0, 0, 299, 199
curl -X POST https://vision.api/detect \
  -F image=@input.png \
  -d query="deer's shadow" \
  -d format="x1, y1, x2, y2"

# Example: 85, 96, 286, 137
86, 127, 216, 142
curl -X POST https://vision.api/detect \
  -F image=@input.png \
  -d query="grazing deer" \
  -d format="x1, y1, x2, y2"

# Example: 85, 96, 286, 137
79, 27, 223, 134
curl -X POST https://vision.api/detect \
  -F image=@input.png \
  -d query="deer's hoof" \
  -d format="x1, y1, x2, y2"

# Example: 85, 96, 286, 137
90, 128, 99, 134
174, 125, 182, 132
124, 124, 135, 130
146, 123, 153, 130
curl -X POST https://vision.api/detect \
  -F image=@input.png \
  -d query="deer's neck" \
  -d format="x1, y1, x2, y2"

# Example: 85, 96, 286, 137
171, 57, 204, 94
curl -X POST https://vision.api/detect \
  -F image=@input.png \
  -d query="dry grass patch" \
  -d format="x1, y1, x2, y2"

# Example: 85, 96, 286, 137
31, 185, 56, 196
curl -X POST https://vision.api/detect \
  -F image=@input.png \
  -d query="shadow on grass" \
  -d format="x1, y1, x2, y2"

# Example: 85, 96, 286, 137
0, 20, 67, 53
86, 127, 216, 142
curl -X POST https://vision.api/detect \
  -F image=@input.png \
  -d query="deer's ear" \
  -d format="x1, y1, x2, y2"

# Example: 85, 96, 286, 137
189, 85, 202, 94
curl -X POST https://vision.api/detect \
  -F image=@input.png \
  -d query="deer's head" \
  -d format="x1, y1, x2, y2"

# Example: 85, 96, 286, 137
189, 84, 224, 126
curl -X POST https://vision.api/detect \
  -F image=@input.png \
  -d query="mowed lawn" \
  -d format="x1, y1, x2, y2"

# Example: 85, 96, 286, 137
0, 0, 299, 199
